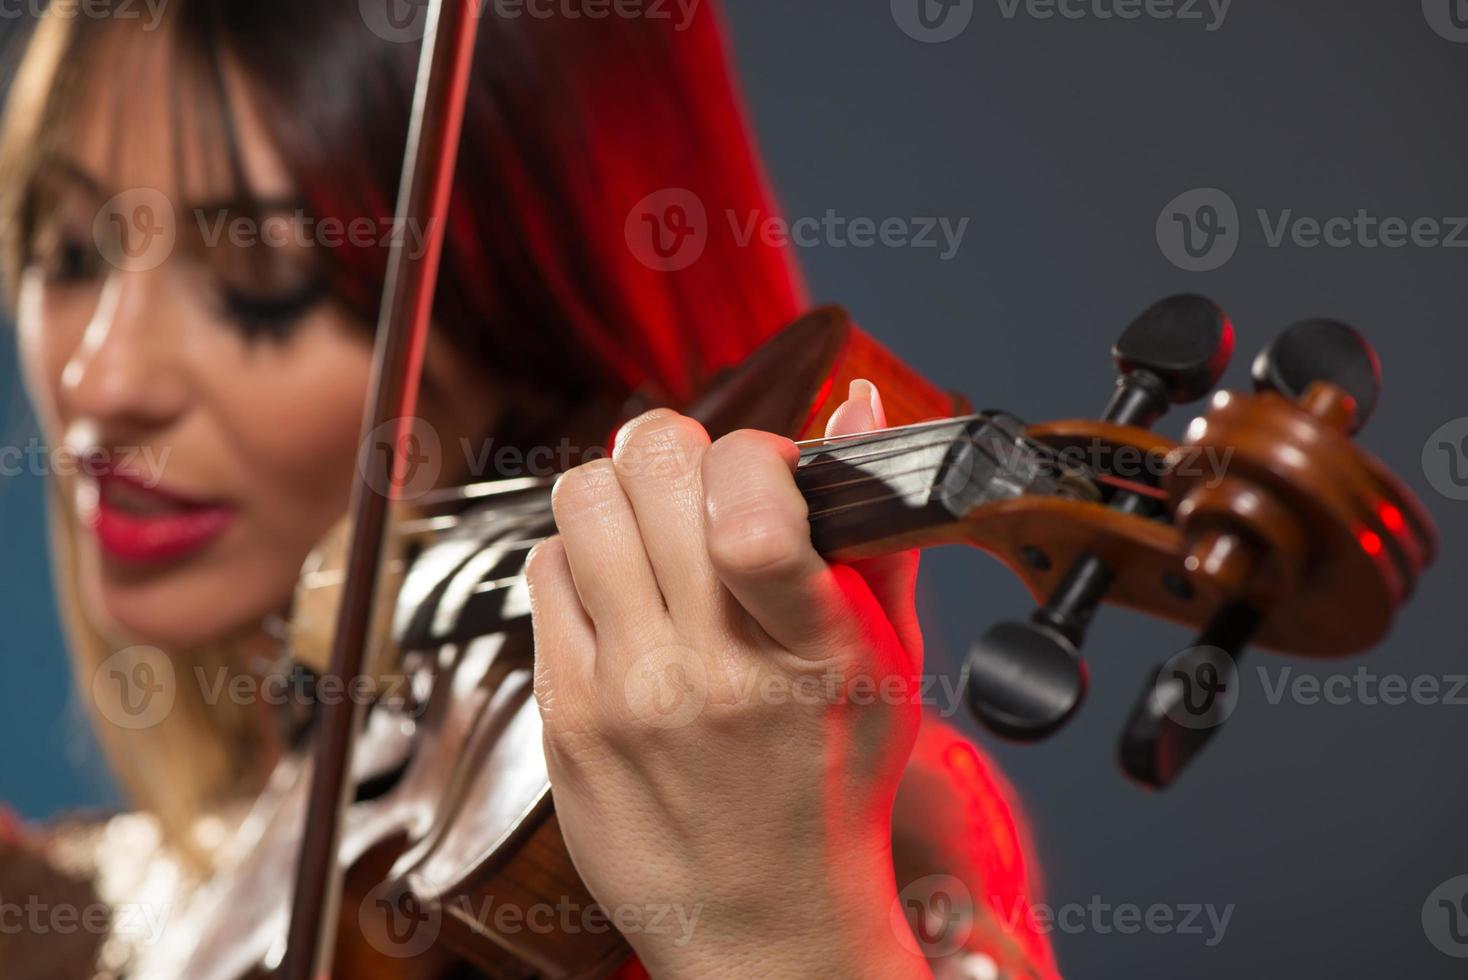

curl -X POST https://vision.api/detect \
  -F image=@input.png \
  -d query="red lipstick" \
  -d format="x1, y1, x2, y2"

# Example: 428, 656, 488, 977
80, 467, 237, 564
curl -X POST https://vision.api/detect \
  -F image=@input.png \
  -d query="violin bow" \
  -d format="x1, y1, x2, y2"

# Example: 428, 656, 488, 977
279, 2, 483, 976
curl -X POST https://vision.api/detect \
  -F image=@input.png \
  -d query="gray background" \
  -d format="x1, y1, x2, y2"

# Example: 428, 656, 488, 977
4, 2, 1467, 977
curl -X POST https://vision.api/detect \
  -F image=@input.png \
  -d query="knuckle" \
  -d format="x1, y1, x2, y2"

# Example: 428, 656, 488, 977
613, 410, 707, 481
523, 536, 562, 584
706, 502, 809, 579
550, 458, 619, 520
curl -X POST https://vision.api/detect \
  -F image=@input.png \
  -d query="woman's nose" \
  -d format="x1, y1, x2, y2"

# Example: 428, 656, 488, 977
60, 272, 189, 431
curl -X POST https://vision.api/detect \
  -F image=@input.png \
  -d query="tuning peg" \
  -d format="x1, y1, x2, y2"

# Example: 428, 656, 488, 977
963, 620, 1088, 740
1109, 293, 1235, 425
963, 295, 1233, 742
1250, 318, 1380, 433
1119, 603, 1258, 788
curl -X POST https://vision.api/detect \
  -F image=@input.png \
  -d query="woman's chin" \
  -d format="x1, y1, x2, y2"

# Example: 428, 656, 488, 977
80, 555, 284, 653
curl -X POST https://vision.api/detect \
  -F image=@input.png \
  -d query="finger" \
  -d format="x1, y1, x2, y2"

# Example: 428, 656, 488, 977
702, 427, 884, 656
826, 380, 923, 653
550, 458, 666, 644
525, 537, 597, 717
611, 409, 722, 628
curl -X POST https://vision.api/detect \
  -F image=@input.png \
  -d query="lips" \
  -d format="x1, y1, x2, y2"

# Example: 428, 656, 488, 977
79, 465, 237, 565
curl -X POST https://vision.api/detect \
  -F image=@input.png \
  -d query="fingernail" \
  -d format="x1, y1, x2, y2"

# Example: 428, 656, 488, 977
851, 378, 887, 429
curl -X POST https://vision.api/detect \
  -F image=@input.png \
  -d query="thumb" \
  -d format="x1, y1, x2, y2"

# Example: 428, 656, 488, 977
824, 380, 923, 655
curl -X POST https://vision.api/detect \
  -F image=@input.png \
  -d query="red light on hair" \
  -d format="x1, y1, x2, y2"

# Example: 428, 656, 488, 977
1358, 528, 1384, 557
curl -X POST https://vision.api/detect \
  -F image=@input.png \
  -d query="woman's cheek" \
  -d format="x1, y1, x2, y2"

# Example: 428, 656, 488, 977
213, 314, 375, 557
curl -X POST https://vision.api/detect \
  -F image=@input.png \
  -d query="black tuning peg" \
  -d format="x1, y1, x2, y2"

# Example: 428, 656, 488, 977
1110, 293, 1236, 425
1251, 318, 1380, 433
1118, 603, 1259, 788
963, 295, 1233, 741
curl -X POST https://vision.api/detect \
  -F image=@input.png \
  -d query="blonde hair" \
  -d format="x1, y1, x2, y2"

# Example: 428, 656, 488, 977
2, 9, 277, 861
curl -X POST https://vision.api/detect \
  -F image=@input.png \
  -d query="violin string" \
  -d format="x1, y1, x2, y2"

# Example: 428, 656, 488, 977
389, 417, 1073, 536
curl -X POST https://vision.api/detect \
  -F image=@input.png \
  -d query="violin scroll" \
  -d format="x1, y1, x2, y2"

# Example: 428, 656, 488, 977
1118, 318, 1420, 786
963, 294, 1234, 740
956, 313, 1434, 787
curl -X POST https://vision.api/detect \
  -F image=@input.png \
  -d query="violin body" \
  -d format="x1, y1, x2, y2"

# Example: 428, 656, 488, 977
155, 308, 962, 979
157, 303, 1434, 978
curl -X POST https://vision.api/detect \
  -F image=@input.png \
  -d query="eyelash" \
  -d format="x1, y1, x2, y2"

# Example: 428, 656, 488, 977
36, 229, 327, 343
217, 280, 328, 343
38, 231, 101, 285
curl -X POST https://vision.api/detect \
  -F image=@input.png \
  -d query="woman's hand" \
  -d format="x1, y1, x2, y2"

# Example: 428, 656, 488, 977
527, 380, 932, 979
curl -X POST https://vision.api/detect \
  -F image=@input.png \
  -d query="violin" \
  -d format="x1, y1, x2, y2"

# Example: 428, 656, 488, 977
137, 2, 1433, 977
145, 297, 1435, 979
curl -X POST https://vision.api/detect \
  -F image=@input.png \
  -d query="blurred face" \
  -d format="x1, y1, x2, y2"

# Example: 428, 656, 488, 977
14, 28, 496, 651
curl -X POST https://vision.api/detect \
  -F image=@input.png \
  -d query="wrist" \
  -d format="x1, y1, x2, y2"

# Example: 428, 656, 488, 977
634, 846, 932, 980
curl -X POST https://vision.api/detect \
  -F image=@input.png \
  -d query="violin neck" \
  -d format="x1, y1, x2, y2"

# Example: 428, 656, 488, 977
796, 413, 1087, 560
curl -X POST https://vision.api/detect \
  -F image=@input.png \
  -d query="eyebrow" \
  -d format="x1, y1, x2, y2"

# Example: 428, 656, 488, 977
48, 156, 304, 216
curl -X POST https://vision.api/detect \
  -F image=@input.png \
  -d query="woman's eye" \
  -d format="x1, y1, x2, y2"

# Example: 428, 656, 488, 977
218, 279, 327, 343
38, 232, 103, 285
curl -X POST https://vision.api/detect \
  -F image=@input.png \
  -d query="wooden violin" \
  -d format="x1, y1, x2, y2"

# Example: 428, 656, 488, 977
137, 3, 1432, 977
147, 297, 1435, 979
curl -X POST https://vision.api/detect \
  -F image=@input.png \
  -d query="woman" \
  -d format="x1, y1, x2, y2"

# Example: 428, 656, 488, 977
0, 1, 1059, 977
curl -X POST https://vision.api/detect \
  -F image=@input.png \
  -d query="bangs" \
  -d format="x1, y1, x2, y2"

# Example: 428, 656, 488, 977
0, 3, 267, 300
